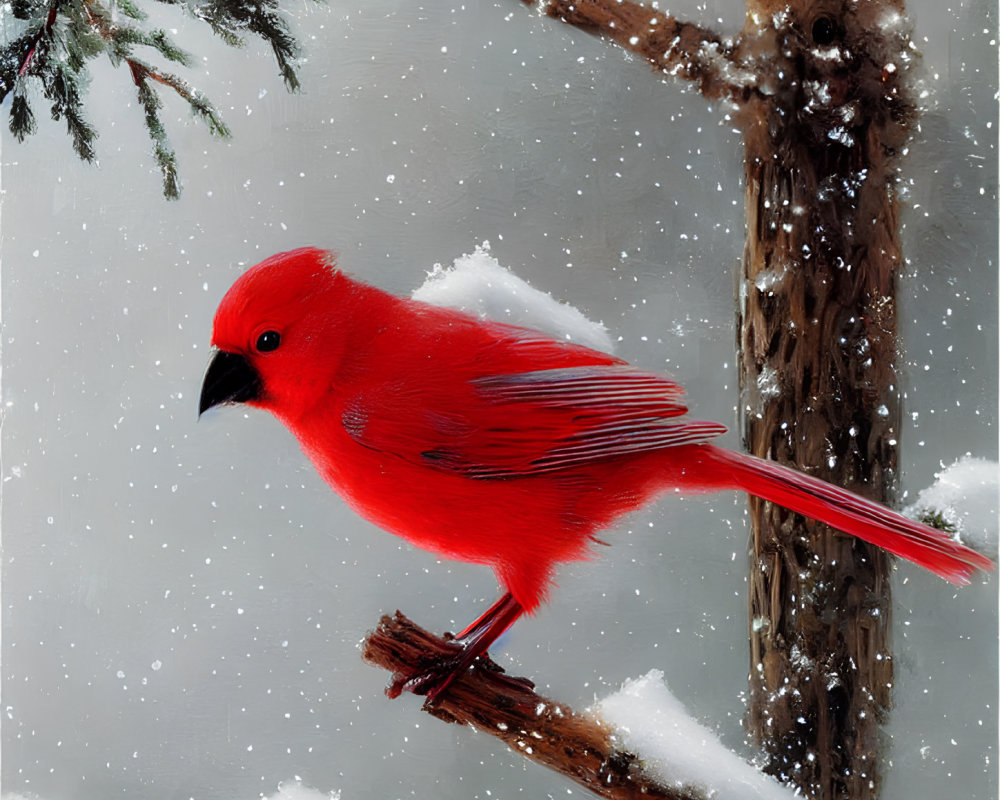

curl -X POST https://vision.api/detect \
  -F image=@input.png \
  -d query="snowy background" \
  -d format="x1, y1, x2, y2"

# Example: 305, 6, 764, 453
1, 1, 996, 799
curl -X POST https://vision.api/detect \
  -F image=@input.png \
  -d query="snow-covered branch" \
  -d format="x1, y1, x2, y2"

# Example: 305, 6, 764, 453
362, 611, 796, 800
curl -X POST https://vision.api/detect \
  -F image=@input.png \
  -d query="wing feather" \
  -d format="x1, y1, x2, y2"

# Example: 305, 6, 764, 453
343, 365, 726, 478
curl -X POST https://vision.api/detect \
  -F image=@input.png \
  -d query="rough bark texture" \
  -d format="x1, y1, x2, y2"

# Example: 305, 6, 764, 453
539, 2, 918, 798
362, 611, 704, 800
735, 5, 913, 798
738, 86, 900, 800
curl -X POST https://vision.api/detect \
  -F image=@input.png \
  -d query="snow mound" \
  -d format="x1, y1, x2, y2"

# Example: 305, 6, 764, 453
904, 456, 999, 560
412, 242, 615, 354
263, 780, 340, 800
593, 670, 798, 800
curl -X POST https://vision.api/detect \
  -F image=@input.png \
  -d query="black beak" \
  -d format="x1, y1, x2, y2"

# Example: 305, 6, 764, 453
199, 350, 261, 416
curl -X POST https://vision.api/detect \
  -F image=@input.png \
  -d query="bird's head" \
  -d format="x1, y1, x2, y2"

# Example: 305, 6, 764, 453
199, 247, 349, 423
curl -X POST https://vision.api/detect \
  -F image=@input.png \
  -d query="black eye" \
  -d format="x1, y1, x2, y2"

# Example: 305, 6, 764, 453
811, 16, 838, 46
256, 330, 281, 352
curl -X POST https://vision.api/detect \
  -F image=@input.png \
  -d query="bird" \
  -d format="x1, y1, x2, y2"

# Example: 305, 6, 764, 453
199, 247, 992, 700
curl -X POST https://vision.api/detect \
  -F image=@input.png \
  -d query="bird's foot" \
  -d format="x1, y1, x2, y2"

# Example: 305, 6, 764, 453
380, 595, 530, 704
385, 652, 465, 703
385, 643, 533, 705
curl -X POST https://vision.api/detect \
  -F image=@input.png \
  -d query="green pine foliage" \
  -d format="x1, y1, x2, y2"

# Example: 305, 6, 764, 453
916, 509, 959, 535
2, 0, 308, 199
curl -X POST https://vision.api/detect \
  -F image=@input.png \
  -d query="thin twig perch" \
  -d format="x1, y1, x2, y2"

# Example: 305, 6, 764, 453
362, 611, 706, 800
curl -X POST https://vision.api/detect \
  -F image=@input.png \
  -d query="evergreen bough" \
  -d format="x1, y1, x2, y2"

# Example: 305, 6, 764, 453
2, 0, 307, 198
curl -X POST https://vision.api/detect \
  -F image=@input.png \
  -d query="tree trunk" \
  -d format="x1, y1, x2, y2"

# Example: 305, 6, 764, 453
736, 4, 914, 798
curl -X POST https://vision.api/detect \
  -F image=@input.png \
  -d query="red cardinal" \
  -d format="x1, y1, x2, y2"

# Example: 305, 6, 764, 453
200, 247, 992, 699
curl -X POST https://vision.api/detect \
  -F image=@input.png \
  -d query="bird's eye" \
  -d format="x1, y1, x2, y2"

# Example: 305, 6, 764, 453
811, 16, 838, 46
256, 330, 281, 352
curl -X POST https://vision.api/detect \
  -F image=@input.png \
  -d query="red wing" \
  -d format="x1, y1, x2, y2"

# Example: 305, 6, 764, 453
342, 365, 727, 479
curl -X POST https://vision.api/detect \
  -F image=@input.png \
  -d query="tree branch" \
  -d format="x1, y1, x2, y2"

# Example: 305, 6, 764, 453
81, 0, 229, 137
2, 0, 305, 197
538, 0, 754, 102
16, 3, 60, 77
362, 611, 707, 800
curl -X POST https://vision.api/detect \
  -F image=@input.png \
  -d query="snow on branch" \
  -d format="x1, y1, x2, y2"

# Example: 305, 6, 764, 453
595, 671, 798, 800
904, 457, 999, 561
362, 611, 795, 800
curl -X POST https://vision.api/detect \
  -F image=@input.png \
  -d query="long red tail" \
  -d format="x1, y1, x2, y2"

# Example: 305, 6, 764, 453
698, 445, 993, 585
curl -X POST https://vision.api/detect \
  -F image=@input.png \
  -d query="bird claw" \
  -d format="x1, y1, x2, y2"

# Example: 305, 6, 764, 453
385, 650, 536, 705
385, 654, 465, 703
382, 593, 529, 704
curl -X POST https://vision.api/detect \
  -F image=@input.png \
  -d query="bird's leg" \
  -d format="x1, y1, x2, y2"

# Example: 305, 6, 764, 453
386, 591, 524, 702
454, 591, 520, 639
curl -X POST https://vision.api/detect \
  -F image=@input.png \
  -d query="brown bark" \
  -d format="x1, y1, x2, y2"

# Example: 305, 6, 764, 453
362, 611, 707, 800
543, 0, 742, 101
735, 6, 913, 798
